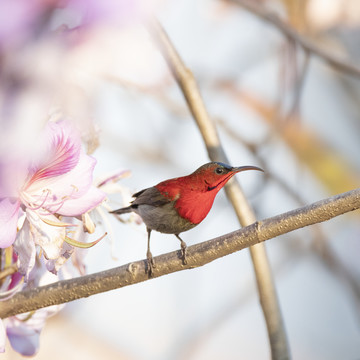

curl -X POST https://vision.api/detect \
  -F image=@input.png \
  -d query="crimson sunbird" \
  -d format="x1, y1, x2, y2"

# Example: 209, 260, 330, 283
111, 162, 263, 276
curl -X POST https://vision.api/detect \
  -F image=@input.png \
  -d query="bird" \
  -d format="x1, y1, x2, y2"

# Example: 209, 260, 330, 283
111, 162, 263, 276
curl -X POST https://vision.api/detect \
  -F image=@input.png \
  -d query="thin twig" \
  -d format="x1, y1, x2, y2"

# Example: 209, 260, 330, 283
150, 20, 291, 360
0, 264, 18, 281
228, 0, 360, 77
1, 188, 359, 319
285, 50, 310, 121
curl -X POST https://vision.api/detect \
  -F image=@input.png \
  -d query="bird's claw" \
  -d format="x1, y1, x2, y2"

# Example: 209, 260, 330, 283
146, 250, 155, 277
180, 240, 188, 266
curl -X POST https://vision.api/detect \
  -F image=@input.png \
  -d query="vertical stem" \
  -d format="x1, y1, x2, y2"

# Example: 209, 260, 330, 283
150, 20, 290, 360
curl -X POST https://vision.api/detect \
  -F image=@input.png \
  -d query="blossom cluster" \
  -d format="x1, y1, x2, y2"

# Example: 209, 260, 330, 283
0, 120, 106, 354
0, 0, 150, 355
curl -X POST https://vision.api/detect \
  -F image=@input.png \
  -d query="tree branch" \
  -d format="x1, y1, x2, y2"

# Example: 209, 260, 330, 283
1, 188, 359, 320
0, 264, 18, 282
228, 0, 360, 78
149, 20, 291, 360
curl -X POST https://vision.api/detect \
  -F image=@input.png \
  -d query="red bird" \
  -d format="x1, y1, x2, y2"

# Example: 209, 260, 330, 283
111, 162, 263, 275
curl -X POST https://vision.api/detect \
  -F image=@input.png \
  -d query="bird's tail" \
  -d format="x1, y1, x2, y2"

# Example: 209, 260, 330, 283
110, 206, 133, 215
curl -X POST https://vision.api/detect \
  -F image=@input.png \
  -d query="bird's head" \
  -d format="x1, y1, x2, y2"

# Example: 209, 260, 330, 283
191, 162, 263, 192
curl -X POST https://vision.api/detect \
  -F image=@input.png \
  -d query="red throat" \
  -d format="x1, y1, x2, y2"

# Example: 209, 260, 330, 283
155, 172, 235, 224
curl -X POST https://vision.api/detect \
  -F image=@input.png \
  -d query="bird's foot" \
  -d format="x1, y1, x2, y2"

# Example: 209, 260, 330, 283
146, 250, 155, 277
179, 239, 188, 266
175, 234, 188, 266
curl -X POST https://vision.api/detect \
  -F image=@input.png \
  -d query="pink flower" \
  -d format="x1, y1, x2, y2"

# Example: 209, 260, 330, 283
0, 120, 105, 250
0, 225, 91, 356
0, 0, 53, 49
68, 0, 143, 26
1, 259, 65, 356
0, 320, 5, 353
5, 308, 62, 357
0, 0, 145, 50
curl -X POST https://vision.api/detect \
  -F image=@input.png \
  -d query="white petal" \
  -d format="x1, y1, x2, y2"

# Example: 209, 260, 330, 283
26, 210, 65, 260
13, 219, 36, 280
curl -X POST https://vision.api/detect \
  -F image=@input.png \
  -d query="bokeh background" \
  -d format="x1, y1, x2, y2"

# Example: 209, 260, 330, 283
2, 0, 360, 359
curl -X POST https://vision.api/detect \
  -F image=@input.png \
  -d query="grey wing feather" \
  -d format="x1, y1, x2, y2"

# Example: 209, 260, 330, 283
131, 187, 171, 208
132, 188, 147, 198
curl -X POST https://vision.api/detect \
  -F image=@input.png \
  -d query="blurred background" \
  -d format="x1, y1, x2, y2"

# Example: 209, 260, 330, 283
2, 0, 360, 359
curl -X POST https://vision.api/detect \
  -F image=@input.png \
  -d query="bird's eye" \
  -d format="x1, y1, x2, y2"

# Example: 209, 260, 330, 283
215, 167, 224, 174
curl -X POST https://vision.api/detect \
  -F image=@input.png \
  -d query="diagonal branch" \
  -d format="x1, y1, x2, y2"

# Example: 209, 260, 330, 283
228, 0, 360, 77
150, 20, 290, 360
1, 188, 359, 320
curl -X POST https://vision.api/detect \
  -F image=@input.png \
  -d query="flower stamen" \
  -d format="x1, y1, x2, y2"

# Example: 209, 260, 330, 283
20, 189, 51, 211
39, 216, 76, 228
36, 184, 80, 216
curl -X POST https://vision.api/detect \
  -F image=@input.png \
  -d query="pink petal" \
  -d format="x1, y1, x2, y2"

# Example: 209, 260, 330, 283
8, 272, 23, 291
0, 320, 5, 353
26, 121, 81, 186
26, 150, 102, 214
22, 120, 104, 217
48, 149, 96, 200
6, 304, 62, 356
69, 0, 141, 26
56, 186, 105, 216
0, 198, 20, 248
97, 168, 131, 187
6, 321, 39, 356
0, 1, 47, 48
0, 159, 28, 198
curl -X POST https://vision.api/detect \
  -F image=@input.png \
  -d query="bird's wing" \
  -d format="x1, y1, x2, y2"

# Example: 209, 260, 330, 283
132, 188, 147, 198
132, 187, 172, 207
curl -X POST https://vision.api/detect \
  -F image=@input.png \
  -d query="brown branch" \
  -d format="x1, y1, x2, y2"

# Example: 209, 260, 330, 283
0, 264, 18, 282
228, 0, 360, 78
150, 20, 291, 360
1, 188, 359, 320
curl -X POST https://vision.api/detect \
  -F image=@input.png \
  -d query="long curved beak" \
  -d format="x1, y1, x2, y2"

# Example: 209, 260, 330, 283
231, 165, 264, 173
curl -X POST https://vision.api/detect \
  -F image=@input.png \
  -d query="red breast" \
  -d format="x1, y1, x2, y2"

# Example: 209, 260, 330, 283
155, 162, 263, 225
